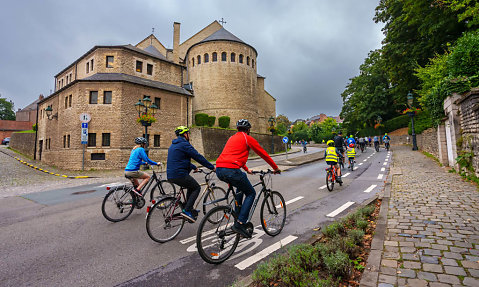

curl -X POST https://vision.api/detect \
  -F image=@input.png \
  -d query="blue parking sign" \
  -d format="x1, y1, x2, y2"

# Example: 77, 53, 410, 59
81, 123, 88, 128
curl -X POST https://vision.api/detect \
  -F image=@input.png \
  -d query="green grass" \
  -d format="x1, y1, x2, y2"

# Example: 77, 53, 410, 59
15, 130, 35, 133
422, 151, 442, 166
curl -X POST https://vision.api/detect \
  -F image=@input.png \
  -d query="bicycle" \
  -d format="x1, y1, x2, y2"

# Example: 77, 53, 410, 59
196, 170, 286, 264
348, 157, 355, 171
385, 141, 390, 151
101, 163, 176, 222
374, 141, 380, 152
326, 164, 342, 191
145, 169, 228, 243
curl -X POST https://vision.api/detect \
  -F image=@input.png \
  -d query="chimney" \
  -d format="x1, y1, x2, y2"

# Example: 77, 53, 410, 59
39, 94, 44, 100
173, 22, 180, 64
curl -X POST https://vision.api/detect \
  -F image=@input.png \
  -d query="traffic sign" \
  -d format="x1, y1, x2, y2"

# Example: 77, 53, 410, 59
81, 125, 88, 144
80, 113, 91, 123
81, 123, 88, 128
282, 136, 289, 143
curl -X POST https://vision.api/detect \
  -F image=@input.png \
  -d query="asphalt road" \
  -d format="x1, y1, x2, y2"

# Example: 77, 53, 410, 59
0, 145, 391, 287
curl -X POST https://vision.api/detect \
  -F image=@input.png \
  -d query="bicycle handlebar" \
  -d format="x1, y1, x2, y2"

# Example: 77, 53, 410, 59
251, 169, 280, 175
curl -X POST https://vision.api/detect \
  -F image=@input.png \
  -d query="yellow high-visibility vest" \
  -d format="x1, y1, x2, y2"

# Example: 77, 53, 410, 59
326, 147, 338, 163
347, 148, 356, 158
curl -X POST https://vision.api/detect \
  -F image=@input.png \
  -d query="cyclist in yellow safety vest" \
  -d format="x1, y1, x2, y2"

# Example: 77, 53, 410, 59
346, 143, 356, 169
324, 140, 343, 183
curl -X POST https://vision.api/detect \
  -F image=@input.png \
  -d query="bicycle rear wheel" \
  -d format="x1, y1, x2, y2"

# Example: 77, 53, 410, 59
102, 186, 134, 222
326, 170, 334, 191
196, 205, 240, 264
146, 197, 185, 243
150, 180, 176, 201
260, 191, 286, 236
202, 186, 227, 223
350, 158, 354, 170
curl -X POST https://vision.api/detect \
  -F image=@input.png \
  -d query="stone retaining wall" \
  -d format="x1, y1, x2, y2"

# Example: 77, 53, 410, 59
9, 132, 36, 157
457, 89, 479, 176
416, 127, 439, 159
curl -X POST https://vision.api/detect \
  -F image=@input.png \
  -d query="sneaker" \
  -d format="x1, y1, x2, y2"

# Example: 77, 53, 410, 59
191, 209, 200, 218
180, 210, 196, 223
336, 176, 343, 184
232, 222, 252, 238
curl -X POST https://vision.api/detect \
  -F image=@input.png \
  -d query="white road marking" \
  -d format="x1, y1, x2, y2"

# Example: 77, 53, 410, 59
383, 162, 387, 166
326, 201, 355, 217
385, 158, 389, 162
343, 172, 350, 178
381, 167, 385, 172
235, 235, 298, 270
353, 167, 358, 170
364, 184, 377, 193
377, 174, 384, 180
363, 159, 367, 162
318, 185, 327, 190
277, 196, 303, 208
179, 223, 234, 244
359, 163, 363, 166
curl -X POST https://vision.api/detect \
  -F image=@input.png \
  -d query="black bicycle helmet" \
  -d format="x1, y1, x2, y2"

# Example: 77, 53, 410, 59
236, 119, 251, 129
135, 137, 147, 144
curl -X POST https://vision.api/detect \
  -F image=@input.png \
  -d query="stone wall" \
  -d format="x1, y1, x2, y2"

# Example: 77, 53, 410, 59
10, 133, 35, 157
416, 127, 439, 159
190, 127, 284, 161
457, 89, 479, 176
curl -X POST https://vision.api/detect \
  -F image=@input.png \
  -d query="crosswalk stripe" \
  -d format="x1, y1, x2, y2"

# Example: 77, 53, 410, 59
235, 235, 298, 270
326, 201, 355, 217
364, 184, 377, 193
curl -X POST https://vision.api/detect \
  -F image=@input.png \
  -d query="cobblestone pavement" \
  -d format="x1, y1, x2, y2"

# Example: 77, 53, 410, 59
376, 145, 479, 287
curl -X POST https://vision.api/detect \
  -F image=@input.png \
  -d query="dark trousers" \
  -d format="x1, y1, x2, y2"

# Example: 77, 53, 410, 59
216, 167, 256, 224
169, 175, 201, 212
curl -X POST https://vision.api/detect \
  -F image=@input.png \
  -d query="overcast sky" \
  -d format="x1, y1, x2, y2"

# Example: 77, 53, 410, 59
0, 0, 383, 121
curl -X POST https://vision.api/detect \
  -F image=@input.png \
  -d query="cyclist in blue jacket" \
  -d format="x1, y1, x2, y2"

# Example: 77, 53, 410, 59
125, 137, 158, 195
167, 126, 215, 223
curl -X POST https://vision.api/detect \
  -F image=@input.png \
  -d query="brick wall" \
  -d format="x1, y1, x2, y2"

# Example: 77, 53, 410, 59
0, 120, 34, 140
10, 133, 35, 157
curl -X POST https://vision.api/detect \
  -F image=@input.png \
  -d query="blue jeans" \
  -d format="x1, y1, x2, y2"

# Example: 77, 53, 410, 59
216, 167, 256, 224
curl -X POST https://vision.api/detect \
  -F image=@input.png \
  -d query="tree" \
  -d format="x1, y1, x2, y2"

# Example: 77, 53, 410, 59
0, 98, 15, 120
436, 0, 479, 28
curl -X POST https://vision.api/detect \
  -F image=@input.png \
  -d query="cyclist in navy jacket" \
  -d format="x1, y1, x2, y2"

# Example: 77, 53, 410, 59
167, 126, 215, 223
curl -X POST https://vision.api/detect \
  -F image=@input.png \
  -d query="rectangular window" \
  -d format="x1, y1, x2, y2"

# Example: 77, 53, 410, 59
69, 73, 72, 82
86, 62, 89, 73
91, 153, 105, 160
61, 79, 64, 88
147, 64, 153, 75
154, 135, 161, 147
65, 96, 68, 109
154, 97, 161, 109
106, 56, 114, 68
88, 133, 96, 147
89, 91, 98, 104
67, 135, 70, 148
69, 94, 72, 107
103, 91, 112, 104
136, 60, 143, 73
63, 135, 66, 148
90, 59, 94, 71
102, 133, 110, 146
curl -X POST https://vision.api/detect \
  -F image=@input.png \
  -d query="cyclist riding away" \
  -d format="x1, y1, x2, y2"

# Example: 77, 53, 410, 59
325, 140, 343, 183
383, 133, 391, 150
215, 119, 281, 238
358, 137, 366, 152
346, 143, 356, 169
167, 126, 215, 223
373, 135, 380, 151
125, 137, 158, 195
333, 131, 347, 166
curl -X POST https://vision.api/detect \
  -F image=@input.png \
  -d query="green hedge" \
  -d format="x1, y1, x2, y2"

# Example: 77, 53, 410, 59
195, 113, 209, 126
218, 116, 230, 128
206, 116, 216, 127
383, 115, 410, 132
408, 110, 434, 134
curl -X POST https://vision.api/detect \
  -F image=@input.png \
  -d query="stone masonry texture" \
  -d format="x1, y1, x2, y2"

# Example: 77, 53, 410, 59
377, 145, 479, 286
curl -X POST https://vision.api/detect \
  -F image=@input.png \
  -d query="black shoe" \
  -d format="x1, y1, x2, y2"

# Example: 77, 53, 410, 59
232, 222, 252, 238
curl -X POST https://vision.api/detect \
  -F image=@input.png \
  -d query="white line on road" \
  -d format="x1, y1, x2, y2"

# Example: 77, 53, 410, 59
383, 162, 387, 166
343, 172, 350, 178
359, 163, 363, 166
235, 235, 298, 270
277, 196, 303, 208
377, 174, 384, 180
381, 167, 385, 172
179, 223, 234, 244
318, 185, 327, 190
364, 184, 377, 193
363, 159, 367, 162
385, 158, 389, 162
353, 167, 358, 170
326, 201, 355, 217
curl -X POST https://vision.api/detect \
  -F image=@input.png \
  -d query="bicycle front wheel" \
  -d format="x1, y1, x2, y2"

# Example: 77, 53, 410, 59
150, 180, 176, 201
326, 171, 334, 191
146, 197, 185, 243
260, 191, 286, 236
102, 187, 134, 222
196, 205, 240, 264
202, 186, 227, 223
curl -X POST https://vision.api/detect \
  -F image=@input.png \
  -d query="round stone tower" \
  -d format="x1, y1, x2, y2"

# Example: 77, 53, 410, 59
186, 27, 260, 132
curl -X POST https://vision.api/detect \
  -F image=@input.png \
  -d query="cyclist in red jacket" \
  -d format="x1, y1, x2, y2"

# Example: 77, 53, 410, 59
216, 119, 281, 238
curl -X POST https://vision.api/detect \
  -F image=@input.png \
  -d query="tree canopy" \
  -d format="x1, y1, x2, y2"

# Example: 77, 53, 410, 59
0, 98, 15, 120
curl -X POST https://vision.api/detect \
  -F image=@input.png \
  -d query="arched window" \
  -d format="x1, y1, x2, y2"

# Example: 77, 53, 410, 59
197, 55, 201, 64
231, 53, 236, 62
192, 58, 195, 67
221, 52, 227, 62
252, 59, 255, 69
212, 52, 217, 62
239, 54, 243, 64
247, 56, 250, 66
204, 53, 209, 63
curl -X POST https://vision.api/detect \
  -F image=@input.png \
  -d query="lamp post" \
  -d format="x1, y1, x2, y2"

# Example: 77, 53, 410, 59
135, 96, 158, 155
407, 92, 418, 150
268, 116, 276, 154
44, 105, 57, 120
287, 128, 292, 149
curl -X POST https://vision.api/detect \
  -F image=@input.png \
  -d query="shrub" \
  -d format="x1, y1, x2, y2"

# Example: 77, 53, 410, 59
359, 205, 375, 217
347, 229, 365, 245
218, 116, 230, 128
287, 244, 322, 271
383, 115, 410, 132
408, 110, 434, 134
322, 221, 345, 238
206, 116, 216, 127
32, 123, 37, 131
195, 113, 209, 126
356, 219, 369, 231
323, 250, 350, 277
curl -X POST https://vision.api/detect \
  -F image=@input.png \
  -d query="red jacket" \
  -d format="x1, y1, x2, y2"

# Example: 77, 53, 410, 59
216, 132, 278, 172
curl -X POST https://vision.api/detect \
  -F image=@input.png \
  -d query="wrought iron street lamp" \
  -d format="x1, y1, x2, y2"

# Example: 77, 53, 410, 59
287, 128, 292, 149
268, 116, 276, 154
44, 105, 57, 120
135, 96, 158, 155
407, 92, 418, 150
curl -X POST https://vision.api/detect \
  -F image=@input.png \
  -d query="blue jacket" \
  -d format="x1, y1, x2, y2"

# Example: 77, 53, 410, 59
167, 137, 214, 179
125, 147, 157, 171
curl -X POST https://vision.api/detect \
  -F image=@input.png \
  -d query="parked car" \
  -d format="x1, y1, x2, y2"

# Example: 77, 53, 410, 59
2, 137, 10, 145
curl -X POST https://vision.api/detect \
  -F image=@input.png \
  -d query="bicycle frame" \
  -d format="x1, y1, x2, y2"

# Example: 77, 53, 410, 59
125, 165, 167, 198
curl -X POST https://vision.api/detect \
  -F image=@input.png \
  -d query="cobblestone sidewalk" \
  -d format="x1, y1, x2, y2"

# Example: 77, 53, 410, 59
363, 145, 479, 287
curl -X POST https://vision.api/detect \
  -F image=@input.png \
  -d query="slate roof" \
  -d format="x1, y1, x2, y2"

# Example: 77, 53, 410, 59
186, 27, 257, 56
80, 73, 192, 96
123, 44, 168, 60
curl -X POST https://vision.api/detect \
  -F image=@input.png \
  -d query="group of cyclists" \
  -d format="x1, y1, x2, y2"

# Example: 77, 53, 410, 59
325, 131, 391, 184
124, 119, 280, 239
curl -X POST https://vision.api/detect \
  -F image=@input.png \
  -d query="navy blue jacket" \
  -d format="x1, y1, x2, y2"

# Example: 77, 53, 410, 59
167, 137, 214, 179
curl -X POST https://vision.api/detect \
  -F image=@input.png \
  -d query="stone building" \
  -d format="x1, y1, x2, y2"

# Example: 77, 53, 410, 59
36, 21, 276, 169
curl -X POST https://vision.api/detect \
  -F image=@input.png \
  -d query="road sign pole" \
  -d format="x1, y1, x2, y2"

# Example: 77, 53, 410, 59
82, 144, 85, 171
285, 143, 288, 160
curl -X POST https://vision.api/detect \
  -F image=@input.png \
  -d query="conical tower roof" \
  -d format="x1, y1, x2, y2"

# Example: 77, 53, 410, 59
187, 26, 257, 56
